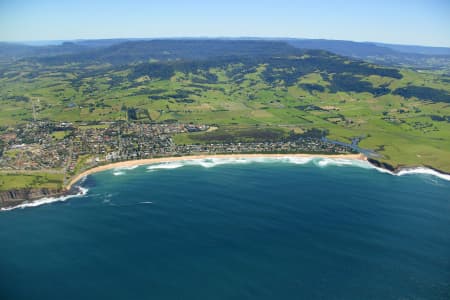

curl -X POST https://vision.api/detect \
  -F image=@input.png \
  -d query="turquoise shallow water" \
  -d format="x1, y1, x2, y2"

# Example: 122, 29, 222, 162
0, 158, 449, 299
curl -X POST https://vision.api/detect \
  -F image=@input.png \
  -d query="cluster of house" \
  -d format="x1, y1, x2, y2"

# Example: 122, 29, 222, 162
175, 140, 352, 155
0, 122, 71, 170
0, 121, 202, 171
0, 121, 354, 172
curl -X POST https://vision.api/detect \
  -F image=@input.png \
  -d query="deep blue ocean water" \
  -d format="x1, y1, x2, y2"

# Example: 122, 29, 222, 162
1, 158, 449, 300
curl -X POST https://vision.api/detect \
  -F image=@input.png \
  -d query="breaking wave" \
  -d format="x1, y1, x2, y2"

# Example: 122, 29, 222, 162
146, 157, 364, 170
147, 162, 185, 170
3, 156, 448, 212
313, 158, 373, 169
115, 165, 139, 170
145, 157, 450, 182
1, 187, 89, 211
394, 167, 450, 181
147, 157, 311, 170
112, 165, 140, 176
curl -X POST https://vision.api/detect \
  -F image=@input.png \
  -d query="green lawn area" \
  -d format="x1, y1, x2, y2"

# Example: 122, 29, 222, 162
51, 130, 71, 140
1, 58, 449, 173
0, 172, 64, 191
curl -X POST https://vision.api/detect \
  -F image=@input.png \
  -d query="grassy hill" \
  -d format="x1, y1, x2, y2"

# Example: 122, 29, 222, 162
1, 40, 450, 172
287, 39, 450, 72
3, 38, 449, 71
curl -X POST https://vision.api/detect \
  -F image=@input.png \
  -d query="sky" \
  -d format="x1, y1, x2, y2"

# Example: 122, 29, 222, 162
0, 0, 449, 47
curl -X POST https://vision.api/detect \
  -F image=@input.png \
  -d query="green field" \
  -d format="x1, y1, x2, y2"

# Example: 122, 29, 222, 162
0, 172, 63, 191
1, 48, 450, 173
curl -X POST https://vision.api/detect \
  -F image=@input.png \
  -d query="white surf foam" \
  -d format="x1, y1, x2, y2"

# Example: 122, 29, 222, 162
112, 165, 140, 176
144, 156, 450, 182
353, 162, 450, 182
147, 162, 186, 170
114, 165, 139, 170
285, 157, 314, 165
313, 158, 374, 169
192, 158, 251, 168
1, 187, 89, 211
313, 158, 450, 181
3, 156, 448, 212
395, 167, 450, 181
146, 157, 312, 170
77, 175, 88, 185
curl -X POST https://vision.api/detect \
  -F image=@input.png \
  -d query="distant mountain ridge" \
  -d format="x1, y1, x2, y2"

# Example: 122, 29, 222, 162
285, 39, 450, 72
373, 42, 450, 56
0, 41, 90, 61
1, 38, 449, 71
286, 39, 398, 57
1, 40, 302, 64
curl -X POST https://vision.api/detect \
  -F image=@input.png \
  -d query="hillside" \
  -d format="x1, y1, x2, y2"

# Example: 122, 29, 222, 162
0, 41, 92, 62
0, 40, 450, 172
2, 38, 449, 72
30, 40, 302, 65
286, 39, 450, 72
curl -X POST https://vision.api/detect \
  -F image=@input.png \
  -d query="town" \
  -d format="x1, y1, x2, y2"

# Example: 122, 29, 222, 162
0, 121, 355, 183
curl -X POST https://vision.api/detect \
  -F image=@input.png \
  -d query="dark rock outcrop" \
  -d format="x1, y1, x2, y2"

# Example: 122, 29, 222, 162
0, 188, 65, 209
367, 158, 396, 172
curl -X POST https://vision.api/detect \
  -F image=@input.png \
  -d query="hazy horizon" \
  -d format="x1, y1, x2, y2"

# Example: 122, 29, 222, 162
2, 36, 450, 49
1, 0, 449, 47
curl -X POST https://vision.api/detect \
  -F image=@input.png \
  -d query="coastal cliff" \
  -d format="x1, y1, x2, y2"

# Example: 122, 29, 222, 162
368, 158, 450, 176
367, 158, 396, 172
0, 188, 65, 209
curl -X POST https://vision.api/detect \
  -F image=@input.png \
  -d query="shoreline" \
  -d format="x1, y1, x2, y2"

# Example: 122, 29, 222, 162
66, 153, 366, 190
3, 152, 450, 211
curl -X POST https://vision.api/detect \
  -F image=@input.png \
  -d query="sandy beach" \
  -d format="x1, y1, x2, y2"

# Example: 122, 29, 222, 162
66, 153, 366, 190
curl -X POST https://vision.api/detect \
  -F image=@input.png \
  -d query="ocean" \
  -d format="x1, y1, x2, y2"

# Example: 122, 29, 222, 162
1, 157, 449, 299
